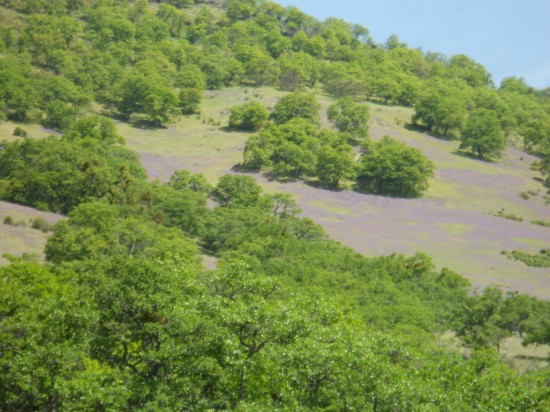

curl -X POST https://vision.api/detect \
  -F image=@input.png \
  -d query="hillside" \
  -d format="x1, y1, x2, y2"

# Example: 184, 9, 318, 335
1, 0, 550, 410
109, 86, 550, 297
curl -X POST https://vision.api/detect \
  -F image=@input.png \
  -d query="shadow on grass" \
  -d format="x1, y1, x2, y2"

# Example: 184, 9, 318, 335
452, 149, 497, 163
130, 119, 168, 130
219, 126, 257, 134
303, 180, 345, 192
98, 109, 168, 130
351, 183, 421, 199
404, 123, 457, 141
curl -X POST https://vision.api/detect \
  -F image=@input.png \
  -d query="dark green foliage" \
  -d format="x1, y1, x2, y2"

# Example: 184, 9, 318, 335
228, 101, 269, 131
43, 99, 76, 130
169, 169, 212, 194
356, 136, 435, 197
460, 109, 506, 159
3, 215, 14, 225
412, 82, 467, 136
31, 217, 53, 232
316, 144, 356, 187
242, 119, 323, 177
0, 133, 147, 214
179, 88, 202, 114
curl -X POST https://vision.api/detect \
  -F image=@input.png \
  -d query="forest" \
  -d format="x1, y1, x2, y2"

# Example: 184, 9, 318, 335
1, 0, 550, 410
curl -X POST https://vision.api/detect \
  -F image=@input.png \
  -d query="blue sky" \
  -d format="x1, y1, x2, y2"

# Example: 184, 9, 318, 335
275, 0, 550, 89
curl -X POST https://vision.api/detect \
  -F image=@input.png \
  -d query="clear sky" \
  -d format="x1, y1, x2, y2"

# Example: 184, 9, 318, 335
275, 0, 550, 89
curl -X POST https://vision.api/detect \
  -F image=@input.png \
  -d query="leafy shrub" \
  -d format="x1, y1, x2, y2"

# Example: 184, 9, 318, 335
31, 217, 53, 233
489, 209, 523, 222
502, 249, 550, 268
3, 216, 14, 225
228, 101, 268, 131
13, 127, 27, 137
531, 220, 550, 227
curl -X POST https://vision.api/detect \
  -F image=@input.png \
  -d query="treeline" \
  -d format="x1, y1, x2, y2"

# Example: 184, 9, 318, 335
1, 117, 550, 409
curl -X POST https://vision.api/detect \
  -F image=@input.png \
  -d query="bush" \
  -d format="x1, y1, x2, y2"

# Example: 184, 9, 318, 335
13, 127, 27, 137
3, 216, 14, 225
356, 136, 434, 197
31, 217, 53, 233
270, 92, 320, 125
228, 101, 268, 131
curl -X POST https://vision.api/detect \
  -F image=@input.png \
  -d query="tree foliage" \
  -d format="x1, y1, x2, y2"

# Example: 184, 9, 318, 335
327, 96, 370, 140
459, 109, 506, 159
228, 101, 269, 131
356, 136, 435, 197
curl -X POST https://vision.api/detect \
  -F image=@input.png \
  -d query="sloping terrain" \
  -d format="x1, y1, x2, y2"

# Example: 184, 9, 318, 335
119, 86, 550, 298
0, 201, 64, 265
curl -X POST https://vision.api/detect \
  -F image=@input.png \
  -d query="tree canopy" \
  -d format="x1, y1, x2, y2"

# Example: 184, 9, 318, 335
356, 136, 435, 197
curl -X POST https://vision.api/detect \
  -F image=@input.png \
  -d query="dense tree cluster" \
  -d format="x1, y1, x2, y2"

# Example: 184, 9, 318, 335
243, 96, 433, 195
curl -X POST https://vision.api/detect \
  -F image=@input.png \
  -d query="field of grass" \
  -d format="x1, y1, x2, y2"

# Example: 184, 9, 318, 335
0, 201, 63, 265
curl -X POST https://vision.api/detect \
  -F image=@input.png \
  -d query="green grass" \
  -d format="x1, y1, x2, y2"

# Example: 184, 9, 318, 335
0, 120, 56, 142
0, 201, 62, 265
437, 222, 474, 235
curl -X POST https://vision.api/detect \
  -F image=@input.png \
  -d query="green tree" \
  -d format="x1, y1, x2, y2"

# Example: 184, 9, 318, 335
42, 99, 76, 130
271, 92, 320, 125
143, 84, 180, 126
316, 144, 356, 187
229, 101, 269, 131
459, 109, 506, 159
453, 287, 509, 350
356, 136, 435, 197
212, 174, 262, 207
412, 83, 468, 136
327, 96, 369, 140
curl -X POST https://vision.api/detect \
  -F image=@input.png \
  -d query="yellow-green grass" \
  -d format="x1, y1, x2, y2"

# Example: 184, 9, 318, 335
0, 120, 56, 142
437, 222, 474, 236
0, 201, 63, 265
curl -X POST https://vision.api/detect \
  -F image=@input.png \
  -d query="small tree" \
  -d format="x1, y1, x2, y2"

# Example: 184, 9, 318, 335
327, 97, 369, 140
212, 174, 262, 207
356, 136, 434, 197
228, 101, 269, 131
270, 92, 320, 125
179, 88, 202, 115
459, 109, 505, 159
